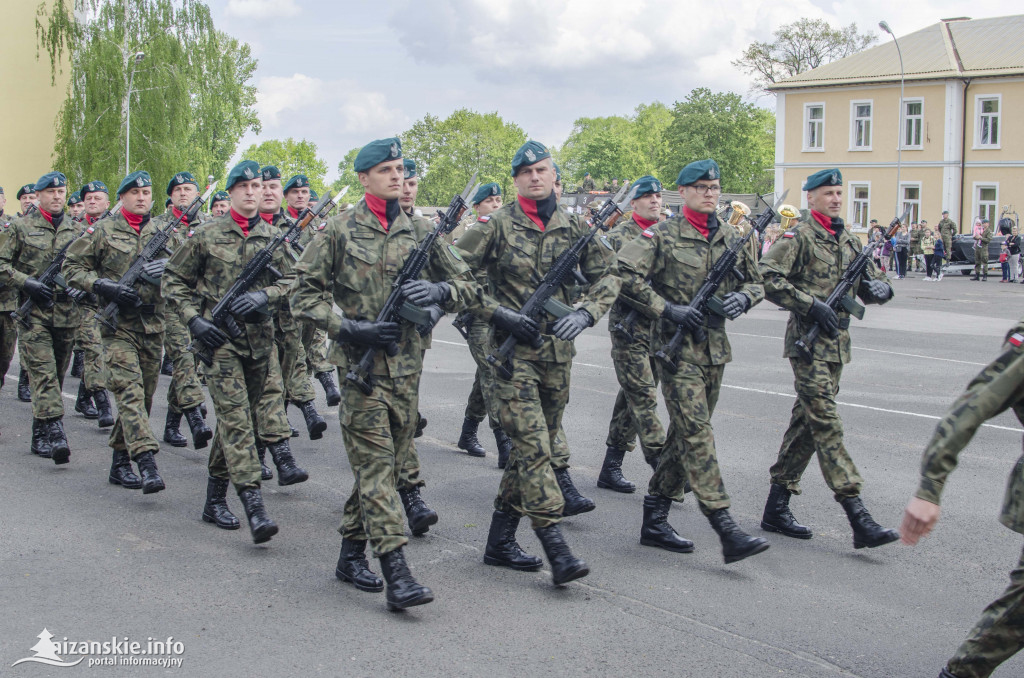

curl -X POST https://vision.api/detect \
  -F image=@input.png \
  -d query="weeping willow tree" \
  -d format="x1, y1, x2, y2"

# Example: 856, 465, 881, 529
36, 0, 260, 194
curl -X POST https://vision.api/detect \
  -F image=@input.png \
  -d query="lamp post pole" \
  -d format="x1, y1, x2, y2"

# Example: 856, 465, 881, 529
125, 51, 145, 175
879, 21, 905, 221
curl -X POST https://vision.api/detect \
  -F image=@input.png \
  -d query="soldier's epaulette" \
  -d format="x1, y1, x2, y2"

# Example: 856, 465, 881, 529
477, 215, 491, 223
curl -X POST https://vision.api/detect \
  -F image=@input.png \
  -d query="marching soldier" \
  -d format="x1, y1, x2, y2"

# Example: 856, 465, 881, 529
65, 171, 169, 493
16, 184, 37, 216
971, 218, 993, 281
618, 162, 769, 563
209, 190, 230, 217
937, 210, 957, 269
758, 168, 899, 549
163, 160, 297, 543
0, 187, 17, 420
455, 140, 621, 586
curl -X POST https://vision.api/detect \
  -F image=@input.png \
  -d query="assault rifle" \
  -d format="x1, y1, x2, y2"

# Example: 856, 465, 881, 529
191, 187, 346, 367
345, 174, 478, 396
654, 191, 787, 375
487, 184, 631, 381
95, 185, 216, 332
793, 205, 909, 363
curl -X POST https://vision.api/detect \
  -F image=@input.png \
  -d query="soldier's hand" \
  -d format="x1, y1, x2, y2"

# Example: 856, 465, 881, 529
807, 299, 840, 338
721, 292, 750, 320
142, 258, 168, 280
401, 279, 450, 306
662, 302, 703, 332
228, 290, 269, 317
492, 306, 541, 344
23, 277, 54, 304
65, 287, 87, 303
860, 279, 892, 303
551, 308, 593, 341
337, 318, 401, 347
900, 497, 941, 546
188, 316, 229, 350
93, 278, 140, 307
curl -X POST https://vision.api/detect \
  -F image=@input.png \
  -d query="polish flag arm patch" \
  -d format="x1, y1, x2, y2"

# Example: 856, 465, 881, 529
1009, 333, 1023, 347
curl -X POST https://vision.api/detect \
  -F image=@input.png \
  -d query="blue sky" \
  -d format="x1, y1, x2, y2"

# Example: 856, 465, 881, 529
212, 0, 1019, 180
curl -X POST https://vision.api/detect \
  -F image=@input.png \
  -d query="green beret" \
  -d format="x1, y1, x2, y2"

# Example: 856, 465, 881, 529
165, 197, 173, 208
34, 172, 68, 192
630, 175, 662, 198
511, 140, 551, 176
403, 158, 417, 180
676, 159, 719, 187
802, 168, 843, 191
17, 184, 35, 199
225, 160, 261, 191
81, 180, 108, 197
260, 165, 281, 182
68, 192, 83, 205
211, 190, 229, 204
472, 182, 501, 205
283, 174, 309, 193
553, 162, 563, 182
117, 170, 152, 196
354, 137, 402, 173
309, 189, 319, 201
166, 171, 198, 196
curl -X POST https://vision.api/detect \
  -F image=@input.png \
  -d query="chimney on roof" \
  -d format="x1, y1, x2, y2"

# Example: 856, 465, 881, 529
941, 17, 971, 22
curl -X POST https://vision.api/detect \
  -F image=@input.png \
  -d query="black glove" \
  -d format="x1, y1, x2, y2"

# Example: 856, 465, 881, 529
860, 279, 892, 303
93, 278, 140, 307
551, 308, 593, 341
807, 299, 840, 338
662, 302, 704, 332
491, 305, 541, 344
188, 316, 229, 350
23, 277, 54, 304
401, 279, 450, 306
228, 290, 269, 318
337, 318, 401, 347
721, 292, 750, 320
65, 287, 87, 303
142, 258, 168, 280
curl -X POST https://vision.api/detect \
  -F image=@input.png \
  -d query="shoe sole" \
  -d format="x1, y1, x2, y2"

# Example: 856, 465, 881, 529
326, 396, 341, 407
251, 524, 279, 544
760, 521, 813, 540
98, 419, 114, 428
109, 476, 143, 490
640, 538, 695, 553
142, 482, 166, 495
409, 513, 438, 536
76, 407, 99, 420
163, 436, 188, 448
277, 472, 309, 486
52, 448, 70, 465
386, 592, 434, 611
724, 541, 770, 564
552, 565, 590, 586
483, 554, 544, 571
458, 446, 487, 457
335, 569, 384, 592
854, 533, 900, 549
308, 421, 327, 440
562, 503, 596, 517
261, 471, 274, 481
202, 513, 240, 530
192, 429, 213, 449
597, 480, 636, 493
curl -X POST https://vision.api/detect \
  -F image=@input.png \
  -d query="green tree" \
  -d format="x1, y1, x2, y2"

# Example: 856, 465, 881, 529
331, 147, 365, 204
240, 138, 329, 193
35, 0, 260, 198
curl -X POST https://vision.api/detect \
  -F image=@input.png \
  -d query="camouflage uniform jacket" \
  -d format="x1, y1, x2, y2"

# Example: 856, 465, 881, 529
290, 199, 475, 378
0, 210, 82, 327
64, 211, 167, 335
151, 208, 206, 250
916, 319, 1024, 534
604, 214, 661, 342
0, 211, 18, 311
617, 213, 763, 366
455, 197, 621, 364
758, 210, 891, 364
979, 224, 994, 246
937, 217, 957, 238
161, 213, 296, 361
909, 227, 923, 254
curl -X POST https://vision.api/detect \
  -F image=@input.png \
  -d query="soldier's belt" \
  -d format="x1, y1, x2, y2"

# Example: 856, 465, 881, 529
800, 314, 850, 330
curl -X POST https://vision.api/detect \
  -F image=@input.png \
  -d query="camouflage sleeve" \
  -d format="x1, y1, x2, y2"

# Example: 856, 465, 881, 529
291, 224, 344, 339
0, 224, 27, 289
616, 232, 665, 319
453, 218, 499, 321
916, 330, 1024, 505
162, 233, 204, 325
64, 226, 103, 292
737, 239, 765, 309
425, 240, 477, 314
577, 222, 621, 323
758, 232, 816, 314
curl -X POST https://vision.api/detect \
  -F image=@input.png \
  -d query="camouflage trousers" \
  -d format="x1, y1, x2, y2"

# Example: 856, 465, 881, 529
76, 310, 107, 392
0, 312, 16, 390
164, 312, 205, 413
103, 327, 161, 459
606, 324, 665, 466
463, 315, 500, 430
19, 322, 74, 419
301, 318, 332, 376
206, 347, 269, 491
770, 359, 863, 499
338, 372, 420, 557
649, 361, 729, 512
942, 235, 953, 265
945, 543, 1024, 678
975, 246, 990, 276
253, 344, 292, 445
492, 357, 569, 529
277, 313, 315, 404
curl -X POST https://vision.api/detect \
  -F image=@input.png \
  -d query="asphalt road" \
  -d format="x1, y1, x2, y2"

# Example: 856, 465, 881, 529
2, 270, 1023, 678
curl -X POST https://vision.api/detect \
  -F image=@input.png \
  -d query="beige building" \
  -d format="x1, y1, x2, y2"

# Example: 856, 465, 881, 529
0, 1, 69, 205
770, 15, 1024, 233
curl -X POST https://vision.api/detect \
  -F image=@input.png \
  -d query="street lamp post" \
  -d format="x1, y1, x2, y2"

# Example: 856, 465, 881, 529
125, 51, 145, 175
879, 21, 905, 222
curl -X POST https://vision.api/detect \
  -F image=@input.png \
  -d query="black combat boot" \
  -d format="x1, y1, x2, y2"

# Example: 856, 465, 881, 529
257, 442, 274, 480
597, 446, 636, 493
840, 496, 900, 549
415, 413, 427, 438
134, 450, 165, 494
31, 418, 52, 458
202, 476, 240, 530
484, 510, 543, 571
316, 370, 341, 407
108, 449, 142, 489
534, 524, 590, 585
93, 389, 115, 428
184, 406, 212, 449
48, 418, 71, 465
267, 439, 308, 486
937, 668, 959, 678
970, 273, 980, 280
555, 468, 596, 516
18, 368, 31, 402
162, 410, 187, 447
761, 483, 813, 539
296, 400, 326, 440
70, 349, 85, 378
399, 486, 438, 536
74, 381, 98, 419
457, 417, 487, 457
285, 403, 299, 438
335, 538, 384, 592
707, 509, 770, 564
238, 486, 278, 544
494, 429, 513, 470
640, 494, 695, 553
379, 547, 433, 610
160, 353, 173, 376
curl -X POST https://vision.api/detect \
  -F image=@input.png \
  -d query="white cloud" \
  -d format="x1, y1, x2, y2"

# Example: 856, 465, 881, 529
256, 73, 406, 134
225, 0, 301, 20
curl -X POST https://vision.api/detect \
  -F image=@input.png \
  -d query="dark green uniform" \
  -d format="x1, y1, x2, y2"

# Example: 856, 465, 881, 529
0, 212, 18, 394
938, 217, 957, 265
974, 223, 993, 278
909, 226, 923, 270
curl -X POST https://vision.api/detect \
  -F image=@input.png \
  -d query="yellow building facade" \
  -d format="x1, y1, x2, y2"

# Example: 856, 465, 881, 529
771, 16, 1024, 233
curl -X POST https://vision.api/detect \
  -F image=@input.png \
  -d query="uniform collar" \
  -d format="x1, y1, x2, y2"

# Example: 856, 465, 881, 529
511, 198, 569, 233
355, 198, 411, 236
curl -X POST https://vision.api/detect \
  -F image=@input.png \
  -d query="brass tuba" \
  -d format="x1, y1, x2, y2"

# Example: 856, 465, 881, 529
778, 204, 799, 229
728, 200, 750, 226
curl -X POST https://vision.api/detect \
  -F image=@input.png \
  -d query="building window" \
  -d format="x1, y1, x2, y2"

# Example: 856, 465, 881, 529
902, 99, 923, 149
901, 183, 921, 224
850, 101, 872, 150
977, 185, 998, 225
850, 183, 870, 228
976, 95, 1001, 148
804, 103, 824, 151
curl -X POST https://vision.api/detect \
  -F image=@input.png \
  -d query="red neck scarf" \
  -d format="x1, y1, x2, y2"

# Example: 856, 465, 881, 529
365, 193, 390, 232
121, 207, 144, 233
259, 211, 274, 224
287, 205, 300, 220
632, 212, 657, 230
810, 210, 836, 235
230, 208, 252, 237
683, 206, 710, 238
40, 209, 56, 225
86, 213, 98, 225
517, 195, 545, 231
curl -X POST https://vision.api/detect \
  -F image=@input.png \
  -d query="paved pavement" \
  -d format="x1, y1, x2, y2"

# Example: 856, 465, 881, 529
2, 270, 1023, 677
